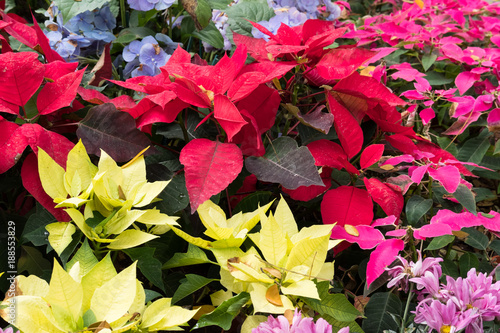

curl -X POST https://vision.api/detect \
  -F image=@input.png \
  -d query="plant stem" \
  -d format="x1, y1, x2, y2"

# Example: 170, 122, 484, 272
400, 283, 414, 333
120, 0, 127, 28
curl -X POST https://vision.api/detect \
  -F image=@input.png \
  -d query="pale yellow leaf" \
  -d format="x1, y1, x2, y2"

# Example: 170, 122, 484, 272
133, 181, 170, 207
2, 296, 66, 333
54, 197, 89, 208
281, 279, 319, 299
46, 260, 83, 324
46, 222, 76, 255
104, 207, 146, 235
140, 298, 172, 328
38, 148, 67, 200
146, 306, 198, 331
90, 262, 137, 323
210, 289, 233, 306
107, 229, 159, 250
120, 155, 147, 197
65, 140, 97, 196
136, 209, 179, 226
128, 279, 146, 316
198, 200, 233, 240
241, 315, 268, 333
286, 235, 330, 278
66, 208, 93, 239
228, 261, 274, 284
250, 283, 294, 314
259, 212, 287, 266
16, 275, 49, 297
171, 226, 211, 249
274, 197, 298, 237
290, 224, 334, 244
81, 254, 117, 313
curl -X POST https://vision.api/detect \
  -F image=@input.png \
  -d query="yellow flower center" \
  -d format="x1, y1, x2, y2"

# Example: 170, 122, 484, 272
440, 325, 451, 333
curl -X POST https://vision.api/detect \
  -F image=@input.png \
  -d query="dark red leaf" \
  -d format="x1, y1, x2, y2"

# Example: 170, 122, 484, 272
0, 13, 37, 48
136, 98, 188, 128
307, 139, 347, 170
321, 186, 373, 226
180, 139, 243, 213
0, 116, 24, 173
88, 43, 113, 86
77, 103, 155, 162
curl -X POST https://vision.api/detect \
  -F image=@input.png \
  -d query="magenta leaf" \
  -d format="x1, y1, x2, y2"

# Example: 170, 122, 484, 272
427, 165, 461, 193
366, 239, 404, 288
331, 224, 385, 250
360, 144, 385, 169
455, 71, 480, 95
180, 139, 243, 213
321, 186, 373, 226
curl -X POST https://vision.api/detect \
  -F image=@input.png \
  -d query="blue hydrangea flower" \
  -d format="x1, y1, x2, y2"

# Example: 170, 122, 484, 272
94, 6, 116, 31
66, 11, 95, 33
296, 0, 320, 14
127, 0, 176, 11
121, 34, 178, 78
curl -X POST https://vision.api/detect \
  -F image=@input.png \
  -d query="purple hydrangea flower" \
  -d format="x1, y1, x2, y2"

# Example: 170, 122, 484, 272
252, 309, 336, 333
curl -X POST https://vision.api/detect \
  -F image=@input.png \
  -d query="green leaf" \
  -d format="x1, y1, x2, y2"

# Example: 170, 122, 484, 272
172, 274, 217, 304
405, 196, 433, 225
453, 184, 476, 214
129, 9, 157, 28
163, 244, 214, 269
192, 22, 225, 49
424, 71, 453, 86
22, 203, 57, 246
245, 136, 323, 189
425, 235, 455, 251
115, 27, 156, 44
463, 227, 489, 251
303, 281, 360, 322
207, 0, 233, 9
54, 0, 110, 23
195, 0, 212, 29
67, 239, 98, 275
437, 136, 458, 156
489, 239, 500, 255
422, 53, 437, 72
225, 0, 275, 37
440, 259, 459, 279
362, 292, 402, 333
123, 247, 165, 291
155, 174, 190, 215
494, 140, 500, 155
194, 292, 250, 330
457, 131, 492, 171
474, 188, 496, 203
17, 245, 52, 277
459, 252, 479, 277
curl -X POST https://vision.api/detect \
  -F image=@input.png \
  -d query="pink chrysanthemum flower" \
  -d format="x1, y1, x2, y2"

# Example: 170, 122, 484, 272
414, 299, 478, 333
252, 309, 341, 333
386, 251, 443, 292
0, 328, 20, 333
